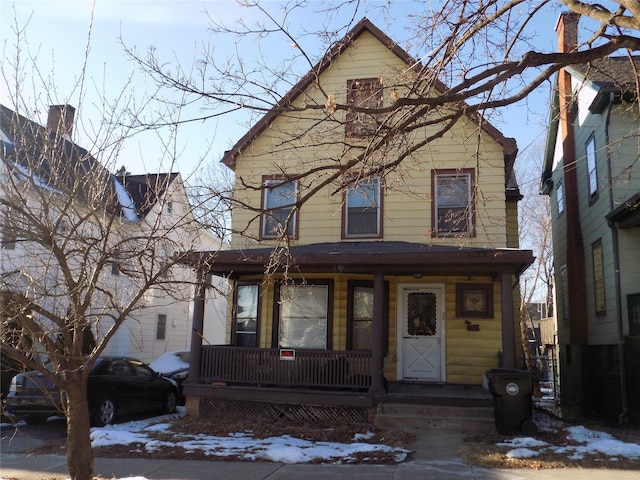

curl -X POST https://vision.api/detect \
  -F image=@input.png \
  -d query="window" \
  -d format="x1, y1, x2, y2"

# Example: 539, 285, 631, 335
628, 293, 640, 336
350, 284, 373, 350
586, 135, 598, 201
557, 179, 565, 216
560, 263, 569, 322
346, 78, 383, 137
432, 169, 474, 236
233, 284, 259, 347
592, 240, 606, 314
344, 177, 381, 238
261, 179, 298, 239
111, 249, 121, 276
166, 201, 173, 214
1, 219, 15, 249
276, 282, 332, 349
156, 314, 167, 340
347, 281, 389, 351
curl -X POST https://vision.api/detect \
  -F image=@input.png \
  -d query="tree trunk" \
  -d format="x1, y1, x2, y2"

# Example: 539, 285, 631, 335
65, 372, 94, 480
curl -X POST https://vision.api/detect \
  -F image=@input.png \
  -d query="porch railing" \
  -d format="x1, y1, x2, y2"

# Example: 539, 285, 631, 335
200, 346, 372, 390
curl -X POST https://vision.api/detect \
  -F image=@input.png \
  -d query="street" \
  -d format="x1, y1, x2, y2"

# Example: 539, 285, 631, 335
0, 416, 67, 454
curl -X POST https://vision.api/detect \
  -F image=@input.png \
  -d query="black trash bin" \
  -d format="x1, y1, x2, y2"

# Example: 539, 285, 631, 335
487, 368, 535, 435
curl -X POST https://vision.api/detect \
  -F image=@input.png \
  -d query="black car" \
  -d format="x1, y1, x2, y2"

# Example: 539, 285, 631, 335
149, 351, 189, 403
5, 357, 179, 426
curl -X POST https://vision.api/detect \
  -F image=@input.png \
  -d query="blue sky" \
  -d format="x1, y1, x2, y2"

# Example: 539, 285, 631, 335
0, 0, 561, 188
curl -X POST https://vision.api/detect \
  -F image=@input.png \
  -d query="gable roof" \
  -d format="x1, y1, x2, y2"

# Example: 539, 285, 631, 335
115, 172, 180, 219
568, 56, 640, 94
1, 103, 117, 210
1, 104, 179, 222
220, 17, 518, 180
541, 56, 640, 190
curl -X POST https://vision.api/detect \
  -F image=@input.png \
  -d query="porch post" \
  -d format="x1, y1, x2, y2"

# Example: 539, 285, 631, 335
370, 271, 385, 395
188, 268, 206, 382
500, 272, 516, 369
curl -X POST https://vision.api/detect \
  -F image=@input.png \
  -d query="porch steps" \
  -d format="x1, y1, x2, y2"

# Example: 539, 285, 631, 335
375, 402, 496, 432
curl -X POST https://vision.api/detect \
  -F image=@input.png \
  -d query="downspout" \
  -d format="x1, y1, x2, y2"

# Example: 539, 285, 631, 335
604, 92, 629, 424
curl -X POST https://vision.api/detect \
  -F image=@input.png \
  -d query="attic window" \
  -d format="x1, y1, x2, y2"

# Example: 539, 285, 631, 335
346, 78, 383, 137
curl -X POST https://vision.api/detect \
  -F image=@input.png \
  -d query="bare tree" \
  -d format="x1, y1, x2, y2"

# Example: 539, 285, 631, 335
516, 147, 555, 372
129, 0, 640, 231
0, 16, 223, 480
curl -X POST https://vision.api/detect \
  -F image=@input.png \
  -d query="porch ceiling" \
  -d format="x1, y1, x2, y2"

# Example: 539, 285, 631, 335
186, 241, 534, 279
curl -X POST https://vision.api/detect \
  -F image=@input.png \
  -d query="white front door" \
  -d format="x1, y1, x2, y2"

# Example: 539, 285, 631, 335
398, 284, 445, 382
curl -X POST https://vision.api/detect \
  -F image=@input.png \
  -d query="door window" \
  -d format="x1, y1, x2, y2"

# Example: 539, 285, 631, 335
407, 291, 437, 336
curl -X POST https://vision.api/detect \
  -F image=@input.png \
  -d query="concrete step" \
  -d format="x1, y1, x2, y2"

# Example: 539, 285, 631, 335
375, 402, 496, 432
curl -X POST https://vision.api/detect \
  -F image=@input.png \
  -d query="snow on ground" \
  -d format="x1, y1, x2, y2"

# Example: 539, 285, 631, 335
498, 412, 640, 461
89, 407, 409, 464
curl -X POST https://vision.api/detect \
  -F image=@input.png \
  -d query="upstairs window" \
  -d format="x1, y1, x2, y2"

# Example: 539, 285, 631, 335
586, 135, 598, 202
557, 179, 565, 216
261, 178, 298, 239
156, 314, 167, 340
346, 78, 383, 137
344, 177, 381, 238
432, 169, 475, 236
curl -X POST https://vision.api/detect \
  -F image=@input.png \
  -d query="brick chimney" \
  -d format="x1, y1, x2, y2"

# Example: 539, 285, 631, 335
556, 12, 588, 346
556, 12, 580, 53
47, 104, 75, 137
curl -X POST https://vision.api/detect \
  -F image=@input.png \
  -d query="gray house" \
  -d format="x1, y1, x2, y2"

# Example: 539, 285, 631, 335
541, 13, 640, 422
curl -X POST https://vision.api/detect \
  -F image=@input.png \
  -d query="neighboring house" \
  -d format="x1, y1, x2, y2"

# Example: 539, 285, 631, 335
183, 19, 534, 424
541, 13, 640, 422
0, 104, 226, 376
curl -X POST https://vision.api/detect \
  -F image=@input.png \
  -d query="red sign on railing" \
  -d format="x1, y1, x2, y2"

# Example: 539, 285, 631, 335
279, 349, 296, 361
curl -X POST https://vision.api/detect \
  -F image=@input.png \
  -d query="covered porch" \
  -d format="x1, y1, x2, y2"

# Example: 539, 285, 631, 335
183, 241, 533, 423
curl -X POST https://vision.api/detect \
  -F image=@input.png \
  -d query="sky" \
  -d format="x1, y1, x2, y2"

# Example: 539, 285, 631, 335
0, 0, 565, 190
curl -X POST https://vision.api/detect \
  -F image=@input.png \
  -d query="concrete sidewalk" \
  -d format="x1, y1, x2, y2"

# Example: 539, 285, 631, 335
2, 427, 640, 480
2, 452, 640, 480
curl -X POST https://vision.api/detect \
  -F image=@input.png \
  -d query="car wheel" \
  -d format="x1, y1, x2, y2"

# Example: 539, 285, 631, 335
163, 390, 177, 414
93, 397, 116, 426
23, 414, 48, 425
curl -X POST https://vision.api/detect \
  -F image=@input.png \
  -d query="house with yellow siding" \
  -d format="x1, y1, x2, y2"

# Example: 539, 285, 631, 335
183, 18, 533, 425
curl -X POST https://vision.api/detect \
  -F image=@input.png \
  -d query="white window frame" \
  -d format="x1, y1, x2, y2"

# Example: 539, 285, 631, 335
586, 135, 598, 201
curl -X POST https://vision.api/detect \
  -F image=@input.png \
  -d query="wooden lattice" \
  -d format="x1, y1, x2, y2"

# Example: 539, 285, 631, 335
201, 398, 367, 424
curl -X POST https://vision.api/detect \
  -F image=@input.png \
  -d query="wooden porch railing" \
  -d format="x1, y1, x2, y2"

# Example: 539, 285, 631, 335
200, 346, 372, 390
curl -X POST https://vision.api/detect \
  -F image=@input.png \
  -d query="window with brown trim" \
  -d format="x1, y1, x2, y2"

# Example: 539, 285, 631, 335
432, 169, 475, 236
347, 280, 388, 352
343, 177, 382, 238
233, 283, 260, 347
592, 240, 606, 315
273, 281, 333, 350
346, 78, 383, 137
261, 178, 298, 239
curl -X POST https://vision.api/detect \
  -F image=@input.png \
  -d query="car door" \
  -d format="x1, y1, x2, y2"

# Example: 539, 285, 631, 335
128, 359, 164, 412
110, 359, 144, 414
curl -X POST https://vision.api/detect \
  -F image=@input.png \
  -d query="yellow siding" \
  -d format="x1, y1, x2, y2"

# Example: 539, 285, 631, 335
223, 29, 518, 387
230, 31, 507, 251
234, 273, 503, 385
